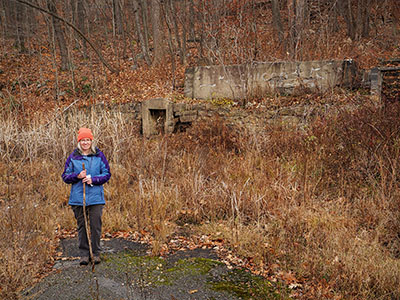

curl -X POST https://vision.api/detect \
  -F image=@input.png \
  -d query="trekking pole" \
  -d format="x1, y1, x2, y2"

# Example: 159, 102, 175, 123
82, 163, 95, 272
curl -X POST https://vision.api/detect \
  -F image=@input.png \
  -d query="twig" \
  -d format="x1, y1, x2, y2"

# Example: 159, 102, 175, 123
43, 98, 80, 128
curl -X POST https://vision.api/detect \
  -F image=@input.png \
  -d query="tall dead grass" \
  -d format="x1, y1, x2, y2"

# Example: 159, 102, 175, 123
1, 101, 400, 299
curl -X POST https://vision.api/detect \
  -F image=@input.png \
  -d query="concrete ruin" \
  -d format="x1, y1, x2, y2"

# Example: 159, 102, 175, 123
140, 59, 398, 137
141, 98, 199, 138
184, 60, 358, 100
141, 98, 174, 137
370, 59, 400, 102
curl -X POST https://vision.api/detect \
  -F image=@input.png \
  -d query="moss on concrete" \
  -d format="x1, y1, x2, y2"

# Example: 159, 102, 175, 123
166, 257, 223, 276
209, 268, 288, 300
104, 251, 288, 299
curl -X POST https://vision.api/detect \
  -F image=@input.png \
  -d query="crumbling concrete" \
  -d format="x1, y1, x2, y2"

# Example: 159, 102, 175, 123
184, 60, 358, 100
141, 98, 202, 138
141, 98, 175, 137
140, 98, 353, 138
370, 58, 400, 102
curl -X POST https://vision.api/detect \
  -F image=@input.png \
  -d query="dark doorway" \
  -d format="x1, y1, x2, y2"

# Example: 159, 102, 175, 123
150, 109, 166, 135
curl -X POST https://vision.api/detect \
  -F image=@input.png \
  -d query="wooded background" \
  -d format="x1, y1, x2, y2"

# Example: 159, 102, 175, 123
0, 0, 399, 112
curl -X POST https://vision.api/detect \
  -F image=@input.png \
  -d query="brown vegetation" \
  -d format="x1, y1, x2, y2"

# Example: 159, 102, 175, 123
1, 0, 400, 299
1, 98, 400, 299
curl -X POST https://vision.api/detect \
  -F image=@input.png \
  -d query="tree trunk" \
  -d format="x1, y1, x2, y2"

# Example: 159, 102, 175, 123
188, 0, 196, 41
328, 1, 340, 33
341, 0, 356, 40
140, 0, 150, 59
151, 0, 163, 66
2, 1, 26, 49
1, 1, 6, 39
0, 1, 4, 40
2, 0, 15, 40
163, 0, 177, 88
180, 0, 188, 64
47, 0, 69, 70
112, 0, 123, 36
393, 0, 400, 37
271, 0, 284, 43
164, 0, 186, 64
15, 1, 27, 52
251, 0, 258, 60
25, 0, 36, 40
287, 0, 306, 59
287, 0, 294, 58
357, 0, 370, 38
294, 0, 305, 59
75, 0, 88, 57
132, 0, 151, 65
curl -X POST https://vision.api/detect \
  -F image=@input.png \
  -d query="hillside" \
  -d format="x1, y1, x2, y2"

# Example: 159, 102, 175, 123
0, 0, 399, 117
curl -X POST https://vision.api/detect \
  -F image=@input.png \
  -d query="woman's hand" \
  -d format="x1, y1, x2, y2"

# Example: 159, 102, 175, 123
82, 176, 93, 185
78, 170, 87, 179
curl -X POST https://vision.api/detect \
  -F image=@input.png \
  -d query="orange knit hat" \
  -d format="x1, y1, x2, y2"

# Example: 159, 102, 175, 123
77, 128, 93, 142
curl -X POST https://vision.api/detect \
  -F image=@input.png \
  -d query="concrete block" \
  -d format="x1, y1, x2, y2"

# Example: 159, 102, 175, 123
179, 114, 197, 123
173, 103, 187, 112
141, 98, 174, 138
184, 60, 359, 100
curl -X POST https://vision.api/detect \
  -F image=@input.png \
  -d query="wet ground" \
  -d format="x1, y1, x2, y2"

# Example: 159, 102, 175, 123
22, 238, 287, 300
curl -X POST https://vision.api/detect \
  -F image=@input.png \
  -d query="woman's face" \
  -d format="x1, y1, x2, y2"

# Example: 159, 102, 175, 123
79, 138, 92, 153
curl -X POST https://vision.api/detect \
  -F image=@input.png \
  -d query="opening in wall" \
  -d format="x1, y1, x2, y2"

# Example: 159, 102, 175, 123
149, 109, 166, 135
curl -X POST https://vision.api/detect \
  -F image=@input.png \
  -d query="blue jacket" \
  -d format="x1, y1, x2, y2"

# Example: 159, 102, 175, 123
62, 148, 111, 206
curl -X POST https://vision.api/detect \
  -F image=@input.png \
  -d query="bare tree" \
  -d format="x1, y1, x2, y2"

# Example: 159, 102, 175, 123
340, 0, 372, 40
356, 0, 370, 38
162, 0, 187, 64
271, 0, 284, 44
112, 0, 123, 36
13, 0, 119, 73
15, 1, 27, 52
295, 0, 305, 59
162, 0, 177, 88
287, 0, 306, 59
188, 0, 196, 41
328, 0, 340, 33
76, 0, 88, 57
341, 0, 356, 40
132, 0, 151, 65
47, 0, 69, 70
141, 0, 150, 57
151, 0, 164, 65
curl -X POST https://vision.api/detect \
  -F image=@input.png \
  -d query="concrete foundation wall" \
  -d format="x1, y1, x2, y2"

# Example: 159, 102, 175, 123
76, 98, 360, 138
370, 67, 400, 102
185, 60, 358, 100
139, 98, 358, 138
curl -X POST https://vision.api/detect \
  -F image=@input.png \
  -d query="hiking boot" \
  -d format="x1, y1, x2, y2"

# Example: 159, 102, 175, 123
79, 256, 89, 265
93, 256, 101, 264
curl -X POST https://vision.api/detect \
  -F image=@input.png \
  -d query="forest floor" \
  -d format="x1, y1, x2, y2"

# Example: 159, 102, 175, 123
22, 236, 289, 300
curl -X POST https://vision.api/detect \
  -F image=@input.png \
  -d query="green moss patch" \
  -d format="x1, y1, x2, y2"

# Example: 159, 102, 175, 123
166, 257, 223, 276
209, 268, 289, 300
104, 251, 288, 299
104, 252, 170, 285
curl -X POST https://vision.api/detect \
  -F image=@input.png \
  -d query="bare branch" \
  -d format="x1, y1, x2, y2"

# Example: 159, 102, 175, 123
12, 0, 119, 74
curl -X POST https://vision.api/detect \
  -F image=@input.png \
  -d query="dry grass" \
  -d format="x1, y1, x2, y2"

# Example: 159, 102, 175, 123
1, 100, 400, 299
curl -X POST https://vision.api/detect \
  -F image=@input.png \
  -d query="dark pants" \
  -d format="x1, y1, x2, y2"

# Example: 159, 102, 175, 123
71, 204, 104, 257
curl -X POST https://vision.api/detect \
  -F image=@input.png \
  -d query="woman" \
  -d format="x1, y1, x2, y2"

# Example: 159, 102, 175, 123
62, 128, 111, 265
